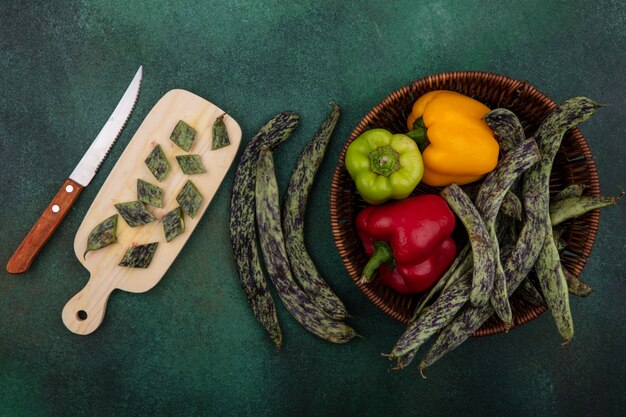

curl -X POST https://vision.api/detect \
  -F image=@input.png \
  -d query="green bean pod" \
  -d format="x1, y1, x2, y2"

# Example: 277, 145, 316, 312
283, 103, 348, 320
229, 111, 300, 349
554, 184, 585, 201
500, 190, 522, 221
529, 97, 601, 341
475, 138, 541, 322
551, 224, 568, 247
442, 252, 473, 292
483, 108, 526, 154
496, 213, 519, 250
476, 138, 541, 223
564, 269, 593, 297
535, 238, 574, 340
441, 184, 495, 307
550, 193, 623, 226
256, 149, 357, 344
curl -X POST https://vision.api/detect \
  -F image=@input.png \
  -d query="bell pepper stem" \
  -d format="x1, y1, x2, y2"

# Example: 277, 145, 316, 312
369, 146, 401, 176
406, 117, 430, 152
361, 240, 394, 283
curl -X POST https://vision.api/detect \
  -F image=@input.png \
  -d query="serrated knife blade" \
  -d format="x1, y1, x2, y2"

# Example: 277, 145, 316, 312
70, 66, 143, 186
7, 66, 143, 274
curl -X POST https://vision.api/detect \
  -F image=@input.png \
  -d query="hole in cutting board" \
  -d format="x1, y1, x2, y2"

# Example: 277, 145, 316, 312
77, 310, 88, 321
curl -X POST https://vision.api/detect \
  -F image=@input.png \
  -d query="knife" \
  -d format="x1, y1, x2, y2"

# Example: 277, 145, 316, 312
6, 66, 143, 274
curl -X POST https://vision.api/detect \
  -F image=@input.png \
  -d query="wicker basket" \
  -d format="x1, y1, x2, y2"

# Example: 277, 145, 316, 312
330, 71, 600, 336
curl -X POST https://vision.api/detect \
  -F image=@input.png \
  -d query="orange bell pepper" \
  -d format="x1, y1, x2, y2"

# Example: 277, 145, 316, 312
406, 90, 500, 186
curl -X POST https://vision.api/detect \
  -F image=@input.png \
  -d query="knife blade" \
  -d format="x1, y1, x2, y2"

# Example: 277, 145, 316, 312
6, 66, 143, 274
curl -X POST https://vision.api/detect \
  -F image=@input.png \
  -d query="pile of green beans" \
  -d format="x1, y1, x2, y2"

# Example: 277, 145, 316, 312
388, 97, 622, 372
230, 105, 355, 348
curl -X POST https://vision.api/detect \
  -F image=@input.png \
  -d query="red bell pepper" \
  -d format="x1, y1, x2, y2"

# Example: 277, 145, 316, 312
356, 194, 457, 294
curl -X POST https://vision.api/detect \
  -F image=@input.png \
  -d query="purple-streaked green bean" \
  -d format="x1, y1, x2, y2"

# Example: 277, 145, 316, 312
554, 184, 585, 201
441, 184, 495, 307
283, 103, 348, 320
564, 268, 592, 297
229, 111, 300, 349
550, 193, 623, 226
256, 149, 356, 344
483, 108, 525, 154
475, 138, 541, 323
531, 97, 601, 341
535, 238, 574, 339
500, 190, 522, 221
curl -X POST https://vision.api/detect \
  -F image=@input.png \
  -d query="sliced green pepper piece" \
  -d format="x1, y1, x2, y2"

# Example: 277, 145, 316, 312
170, 120, 196, 151
137, 179, 164, 208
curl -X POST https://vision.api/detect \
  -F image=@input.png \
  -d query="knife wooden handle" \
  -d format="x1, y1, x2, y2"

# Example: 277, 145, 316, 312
7, 178, 83, 274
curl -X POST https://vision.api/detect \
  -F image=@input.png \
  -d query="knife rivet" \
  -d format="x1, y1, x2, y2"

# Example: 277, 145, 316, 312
52, 205, 60, 213
66, 184, 74, 193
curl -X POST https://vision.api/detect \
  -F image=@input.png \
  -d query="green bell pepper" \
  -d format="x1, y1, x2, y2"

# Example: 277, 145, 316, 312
345, 128, 424, 205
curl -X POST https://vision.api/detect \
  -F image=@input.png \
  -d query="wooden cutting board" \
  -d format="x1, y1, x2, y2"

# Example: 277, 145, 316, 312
62, 89, 241, 335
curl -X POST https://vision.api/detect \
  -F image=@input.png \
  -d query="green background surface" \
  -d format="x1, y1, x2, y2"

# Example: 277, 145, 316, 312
1, 1, 625, 416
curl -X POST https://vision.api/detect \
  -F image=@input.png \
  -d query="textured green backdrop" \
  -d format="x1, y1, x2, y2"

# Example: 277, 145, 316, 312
1, 1, 625, 416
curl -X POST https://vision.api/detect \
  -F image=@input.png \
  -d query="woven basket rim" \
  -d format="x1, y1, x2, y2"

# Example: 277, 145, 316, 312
330, 70, 601, 336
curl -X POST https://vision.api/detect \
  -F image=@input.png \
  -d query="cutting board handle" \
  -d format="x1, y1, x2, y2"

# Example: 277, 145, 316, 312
62, 275, 116, 335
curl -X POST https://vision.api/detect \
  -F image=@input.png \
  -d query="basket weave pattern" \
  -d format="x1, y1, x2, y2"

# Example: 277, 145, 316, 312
330, 71, 600, 336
